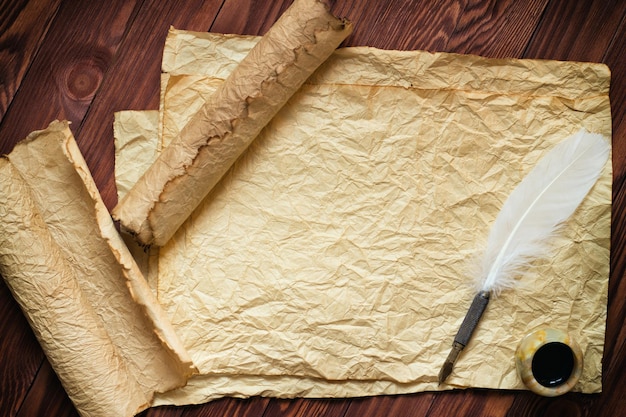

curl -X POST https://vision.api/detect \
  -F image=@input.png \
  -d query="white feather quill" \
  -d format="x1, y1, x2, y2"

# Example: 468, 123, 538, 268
480, 129, 610, 294
439, 128, 609, 384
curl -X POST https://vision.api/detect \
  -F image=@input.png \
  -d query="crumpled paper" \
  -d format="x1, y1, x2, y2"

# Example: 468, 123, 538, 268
114, 28, 611, 405
0, 121, 195, 417
112, 0, 352, 247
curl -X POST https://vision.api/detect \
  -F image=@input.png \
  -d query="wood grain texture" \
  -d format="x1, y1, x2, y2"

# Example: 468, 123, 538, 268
0, 0, 62, 120
74, 0, 225, 209
332, 0, 466, 50
0, 0, 625, 416
0, 2, 144, 415
211, 0, 292, 36
514, 3, 626, 417
426, 390, 516, 417
0, 0, 140, 153
288, 399, 350, 417
14, 361, 79, 417
344, 394, 435, 417
175, 397, 269, 417
0, 280, 44, 417
141, 404, 184, 417
442, 0, 549, 57
605, 14, 626, 168
522, 0, 626, 62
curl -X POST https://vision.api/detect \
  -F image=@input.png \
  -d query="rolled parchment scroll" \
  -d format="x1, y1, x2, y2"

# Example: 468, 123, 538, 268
0, 121, 195, 417
112, 0, 352, 246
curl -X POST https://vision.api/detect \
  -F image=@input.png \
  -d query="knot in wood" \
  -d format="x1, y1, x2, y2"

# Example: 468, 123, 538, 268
61, 48, 109, 102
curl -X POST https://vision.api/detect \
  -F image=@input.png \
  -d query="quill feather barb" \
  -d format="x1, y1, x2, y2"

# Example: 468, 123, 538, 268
480, 129, 610, 294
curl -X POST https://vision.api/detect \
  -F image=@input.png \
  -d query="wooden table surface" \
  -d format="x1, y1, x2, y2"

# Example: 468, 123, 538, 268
1, 0, 625, 416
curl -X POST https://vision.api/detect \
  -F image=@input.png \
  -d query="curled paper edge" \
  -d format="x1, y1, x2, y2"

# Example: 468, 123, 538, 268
0, 121, 195, 417
112, 0, 353, 247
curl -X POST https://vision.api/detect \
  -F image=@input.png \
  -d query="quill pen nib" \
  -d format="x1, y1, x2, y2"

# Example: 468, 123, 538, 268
438, 342, 463, 384
438, 290, 490, 385
437, 130, 609, 385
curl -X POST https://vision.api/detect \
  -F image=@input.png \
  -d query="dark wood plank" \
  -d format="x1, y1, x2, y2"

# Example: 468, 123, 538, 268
504, 1, 626, 415
1, 1, 626, 416
329, 0, 548, 57
331, 0, 466, 51
210, 0, 293, 36
504, 392, 596, 417
0, 1, 221, 416
344, 393, 435, 417
0, 280, 44, 417
142, 406, 184, 417
143, 407, 185, 417
444, 0, 549, 57
604, 14, 626, 168
591, 11, 626, 416
177, 397, 269, 417
263, 398, 306, 416
522, 0, 626, 62
424, 390, 515, 417
0, 0, 141, 153
0, 2, 143, 415
290, 399, 350, 417
0, 0, 62, 121
14, 361, 79, 417
76, 0, 225, 210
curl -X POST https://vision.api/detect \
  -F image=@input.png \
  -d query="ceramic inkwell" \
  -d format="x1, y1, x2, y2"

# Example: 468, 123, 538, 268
515, 328, 583, 396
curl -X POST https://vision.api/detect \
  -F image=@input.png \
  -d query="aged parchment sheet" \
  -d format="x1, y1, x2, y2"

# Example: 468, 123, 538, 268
0, 122, 196, 417
114, 29, 611, 405
113, 0, 352, 247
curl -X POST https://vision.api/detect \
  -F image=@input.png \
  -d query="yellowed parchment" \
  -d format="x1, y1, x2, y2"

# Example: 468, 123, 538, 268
113, 0, 352, 247
114, 29, 611, 405
0, 121, 196, 417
